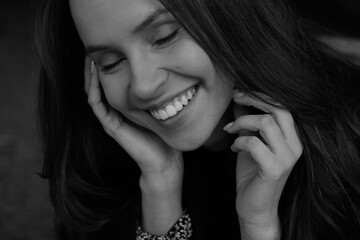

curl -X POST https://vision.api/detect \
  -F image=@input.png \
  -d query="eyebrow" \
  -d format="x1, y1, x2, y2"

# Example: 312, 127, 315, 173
85, 8, 169, 56
133, 8, 169, 34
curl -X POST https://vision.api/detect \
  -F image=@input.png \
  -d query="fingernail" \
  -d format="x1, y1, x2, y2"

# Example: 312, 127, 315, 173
223, 122, 234, 131
233, 89, 244, 98
91, 61, 95, 75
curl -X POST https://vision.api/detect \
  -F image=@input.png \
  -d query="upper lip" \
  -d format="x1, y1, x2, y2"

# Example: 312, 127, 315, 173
144, 85, 196, 111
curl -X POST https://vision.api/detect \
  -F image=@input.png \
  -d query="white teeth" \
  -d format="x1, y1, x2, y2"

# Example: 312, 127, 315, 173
159, 110, 168, 120
165, 105, 177, 117
154, 110, 161, 120
174, 100, 183, 111
187, 90, 193, 100
181, 95, 188, 105
150, 86, 197, 120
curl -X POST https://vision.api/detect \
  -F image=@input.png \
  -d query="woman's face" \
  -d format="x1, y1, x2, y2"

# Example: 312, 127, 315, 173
70, 0, 234, 151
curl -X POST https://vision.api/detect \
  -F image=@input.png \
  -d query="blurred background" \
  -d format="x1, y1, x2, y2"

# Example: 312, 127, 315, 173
0, 0, 55, 239
0, 0, 359, 239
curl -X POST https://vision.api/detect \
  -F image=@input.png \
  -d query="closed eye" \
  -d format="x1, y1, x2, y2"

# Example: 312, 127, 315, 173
100, 58, 126, 73
98, 27, 182, 74
153, 28, 182, 47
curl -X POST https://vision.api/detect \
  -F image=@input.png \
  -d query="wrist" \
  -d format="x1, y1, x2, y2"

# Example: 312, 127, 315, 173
140, 191, 183, 236
139, 157, 184, 235
239, 214, 281, 240
139, 158, 183, 195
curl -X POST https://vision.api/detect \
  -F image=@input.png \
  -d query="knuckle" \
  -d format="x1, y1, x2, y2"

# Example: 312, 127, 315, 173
234, 115, 245, 125
271, 108, 281, 116
281, 110, 295, 125
293, 143, 303, 159
233, 137, 243, 148
87, 97, 94, 106
259, 114, 273, 129
247, 136, 261, 150
283, 110, 294, 121
287, 139, 303, 160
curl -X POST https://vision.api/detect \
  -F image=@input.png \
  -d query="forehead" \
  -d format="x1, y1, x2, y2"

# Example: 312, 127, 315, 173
70, 0, 165, 46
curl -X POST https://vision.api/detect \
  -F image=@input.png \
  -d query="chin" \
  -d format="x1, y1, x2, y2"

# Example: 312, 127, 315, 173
164, 129, 214, 152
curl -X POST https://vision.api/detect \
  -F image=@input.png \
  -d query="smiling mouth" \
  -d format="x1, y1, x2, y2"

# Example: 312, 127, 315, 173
149, 86, 198, 121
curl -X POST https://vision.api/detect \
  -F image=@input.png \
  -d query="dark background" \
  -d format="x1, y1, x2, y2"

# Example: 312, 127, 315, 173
0, 0, 359, 239
0, 0, 55, 239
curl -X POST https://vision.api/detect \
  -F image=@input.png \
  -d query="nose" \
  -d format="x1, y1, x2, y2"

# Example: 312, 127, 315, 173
129, 54, 167, 102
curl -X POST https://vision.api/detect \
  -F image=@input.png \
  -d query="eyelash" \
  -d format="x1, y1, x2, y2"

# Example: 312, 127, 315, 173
153, 28, 181, 47
100, 28, 181, 73
100, 58, 125, 73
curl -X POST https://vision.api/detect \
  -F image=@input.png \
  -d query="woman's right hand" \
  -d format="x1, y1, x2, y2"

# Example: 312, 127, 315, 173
84, 58, 183, 180
84, 58, 184, 235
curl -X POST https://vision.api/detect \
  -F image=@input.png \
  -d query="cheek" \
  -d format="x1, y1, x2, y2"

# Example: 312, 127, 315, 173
171, 39, 233, 96
170, 38, 216, 78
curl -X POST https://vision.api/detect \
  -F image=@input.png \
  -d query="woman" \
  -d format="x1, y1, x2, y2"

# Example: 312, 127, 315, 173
34, 0, 360, 239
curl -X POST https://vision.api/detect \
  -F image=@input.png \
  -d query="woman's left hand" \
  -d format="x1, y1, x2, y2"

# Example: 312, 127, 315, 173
224, 91, 303, 240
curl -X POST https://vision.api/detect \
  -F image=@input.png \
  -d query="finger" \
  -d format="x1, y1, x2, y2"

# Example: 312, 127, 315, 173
87, 62, 110, 124
87, 67, 136, 146
231, 136, 274, 169
226, 114, 287, 154
233, 92, 302, 158
84, 57, 93, 94
233, 92, 291, 137
247, 92, 297, 141
85, 64, 165, 158
233, 91, 276, 114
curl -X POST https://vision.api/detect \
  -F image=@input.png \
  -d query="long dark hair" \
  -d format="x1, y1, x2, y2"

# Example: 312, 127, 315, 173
34, 0, 141, 239
34, 0, 360, 239
158, 0, 360, 239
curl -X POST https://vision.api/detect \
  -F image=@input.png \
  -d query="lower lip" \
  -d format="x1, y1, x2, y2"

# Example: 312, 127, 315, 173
152, 86, 199, 125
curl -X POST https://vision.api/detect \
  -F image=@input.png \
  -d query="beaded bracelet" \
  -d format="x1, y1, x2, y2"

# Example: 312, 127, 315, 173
136, 211, 193, 240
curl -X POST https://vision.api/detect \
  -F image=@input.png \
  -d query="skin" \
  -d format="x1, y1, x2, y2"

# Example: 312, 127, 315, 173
72, 0, 234, 152
71, 0, 303, 239
73, 0, 233, 234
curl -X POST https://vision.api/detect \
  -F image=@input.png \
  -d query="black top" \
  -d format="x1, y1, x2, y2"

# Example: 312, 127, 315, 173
183, 147, 240, 240
57, 147, 241, 240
